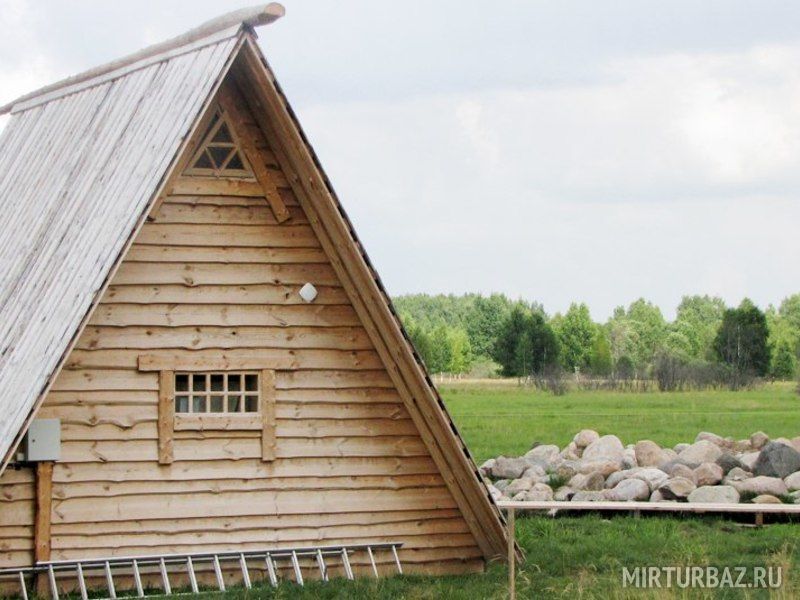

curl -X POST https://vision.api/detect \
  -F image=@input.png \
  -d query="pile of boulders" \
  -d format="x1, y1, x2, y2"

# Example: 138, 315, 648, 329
480, 430, 800, 505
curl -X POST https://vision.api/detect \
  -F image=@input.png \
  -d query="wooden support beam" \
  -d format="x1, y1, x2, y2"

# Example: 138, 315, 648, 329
34, 461, 54, 562
217, 84, 291, 223
261, 369, 277, 461
507, 507, 516, 600
158, 370, 175, 464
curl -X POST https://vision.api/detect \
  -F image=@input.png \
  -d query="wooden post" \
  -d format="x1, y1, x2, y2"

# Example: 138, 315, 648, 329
34, 461, 54, 596
507, 507, 515, 600
158, 370, 175, 464
261, 369, 277, 461
34, 462, 53, 561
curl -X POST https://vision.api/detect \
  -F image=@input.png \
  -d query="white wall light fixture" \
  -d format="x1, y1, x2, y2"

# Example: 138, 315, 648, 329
299, 282, 318, 303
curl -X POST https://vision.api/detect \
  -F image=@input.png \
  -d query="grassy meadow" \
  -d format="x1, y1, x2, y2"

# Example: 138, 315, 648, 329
442, 381, 800, 463
205, 382, 800, 598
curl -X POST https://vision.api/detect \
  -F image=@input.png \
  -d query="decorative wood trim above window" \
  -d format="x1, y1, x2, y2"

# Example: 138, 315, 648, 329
140, 355, 276, 463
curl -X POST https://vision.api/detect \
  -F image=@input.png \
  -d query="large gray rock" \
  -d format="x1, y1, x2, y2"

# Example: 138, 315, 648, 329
487, 484, 503, 501
658, 477, 696, 500
696, 431, 725, 447
573, 429, 600, 449
583, 472, 606, 491
504, 477, 535, 496
491, 457, 529, 480
634, 440, 664, 467
621, 448, 638, 469
554, 486, 575, 501
688, 485, 740, 504
605, 468, 639, 489
753, 442, 800, 478
784, 471, 800, 491
560, 442, 580, 461
577, 459, 621, 477
523, 483, 554, 501
752, 494, 782, 504
582, 435, 625, 463
522, 464, 547, 480
723, 467, 752, 483
739, 452, 760, 471
608, 478, 650, 501
674, 443, 690, 454
661, 462, 695, 482
525, 444, 561, 464
732, 476, 788, 497
632, 468, 670, 491
716, 453, 745, 474
479, 458, 496, 477
494, 479, 511, 491
678, 440, 723, 466
750, 431, 769, 450
694, 463, 724, 487
571, 490, 606, 502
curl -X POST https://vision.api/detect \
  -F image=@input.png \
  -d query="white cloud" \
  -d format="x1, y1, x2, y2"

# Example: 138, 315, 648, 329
298, 41, 800, 319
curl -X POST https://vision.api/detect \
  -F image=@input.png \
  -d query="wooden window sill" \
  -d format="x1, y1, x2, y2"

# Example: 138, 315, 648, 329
174, 414, 262, 431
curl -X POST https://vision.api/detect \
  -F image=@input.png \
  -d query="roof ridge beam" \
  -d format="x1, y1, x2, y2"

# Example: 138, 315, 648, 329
0, 3, 284, 115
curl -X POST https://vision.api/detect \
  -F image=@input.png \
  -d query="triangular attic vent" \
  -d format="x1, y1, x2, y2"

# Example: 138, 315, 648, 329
185, 108, 253, 177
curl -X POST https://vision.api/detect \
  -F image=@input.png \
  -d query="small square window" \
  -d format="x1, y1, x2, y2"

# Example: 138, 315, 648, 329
174, 371, 260, 415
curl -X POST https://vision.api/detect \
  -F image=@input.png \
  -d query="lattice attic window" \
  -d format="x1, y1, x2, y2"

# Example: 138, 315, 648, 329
184, 109, 254, 178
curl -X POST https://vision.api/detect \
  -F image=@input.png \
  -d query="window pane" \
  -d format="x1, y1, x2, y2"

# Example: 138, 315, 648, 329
208, 145, 231, 168
245, 374, 258, 391
212, 123, 233, 144
193, 151, 213, 169
227, 395, 241, 413
193, 374, 206, 392
228, 374, 241, 392
226, 152, 245, 170
175, 374, 189, 392
210, 374, 224, 392
210, 395, 224, 413
175, 395, 189, 413
245, 395, 258, 412
192, 395, 206, 413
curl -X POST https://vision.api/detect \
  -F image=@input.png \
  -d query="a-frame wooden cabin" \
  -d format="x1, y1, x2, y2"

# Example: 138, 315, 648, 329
0, 3, 507, 590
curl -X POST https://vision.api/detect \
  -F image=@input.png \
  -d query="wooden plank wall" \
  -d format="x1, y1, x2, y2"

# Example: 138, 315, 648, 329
0, 95, 483, 580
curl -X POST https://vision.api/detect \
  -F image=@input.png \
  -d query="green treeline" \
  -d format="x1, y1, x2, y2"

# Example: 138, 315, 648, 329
394, 293, 800, 388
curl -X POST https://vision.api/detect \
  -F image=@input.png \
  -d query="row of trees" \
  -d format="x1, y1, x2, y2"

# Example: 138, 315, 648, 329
394, 293, 800, 389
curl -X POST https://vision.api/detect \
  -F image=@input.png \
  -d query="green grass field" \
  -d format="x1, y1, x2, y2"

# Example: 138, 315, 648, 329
204, 383, 800, 598
443, 382, 800, 463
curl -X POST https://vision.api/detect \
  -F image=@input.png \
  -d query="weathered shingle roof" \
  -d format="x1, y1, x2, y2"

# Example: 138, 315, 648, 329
0, 13, 262, 463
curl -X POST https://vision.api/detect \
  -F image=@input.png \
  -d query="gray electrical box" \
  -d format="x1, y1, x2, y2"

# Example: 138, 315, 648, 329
23, 419, 61, 462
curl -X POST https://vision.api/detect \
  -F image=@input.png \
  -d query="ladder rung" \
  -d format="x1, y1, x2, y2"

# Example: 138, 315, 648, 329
213, 555, 226, 591
132, 559, 144, 598
391, 544, 403, 574
186, 556, 198, 594
341, 548, 354, 581
239, 553, 251, 589
48, 565, 58, 600
265, 553, 278, 588
291, 550, 304, 586
18, 572, 28, 600
366, 545, 379, 578
104, 561, 116, 599
159, 557, 171, 595
76, 563, 88, 600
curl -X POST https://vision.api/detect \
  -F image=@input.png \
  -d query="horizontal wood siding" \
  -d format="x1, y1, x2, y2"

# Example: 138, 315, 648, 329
0, 95, 481, 578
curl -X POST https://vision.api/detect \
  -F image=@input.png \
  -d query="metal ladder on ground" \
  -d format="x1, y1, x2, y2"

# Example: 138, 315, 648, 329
0, 542, 404, 599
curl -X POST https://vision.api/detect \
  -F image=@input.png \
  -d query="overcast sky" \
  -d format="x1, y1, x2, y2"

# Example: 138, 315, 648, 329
2, 1, 800, 320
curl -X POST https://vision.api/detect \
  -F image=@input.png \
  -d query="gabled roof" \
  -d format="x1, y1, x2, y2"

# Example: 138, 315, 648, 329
0, 4, 508, 559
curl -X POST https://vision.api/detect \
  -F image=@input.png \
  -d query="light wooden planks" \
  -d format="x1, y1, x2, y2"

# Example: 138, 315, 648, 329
261, 369, 276, 461
124, 245, 324, 263
135, 223, 316, 247
76, 325, 374, 350
158, 370, 175, 464
150, 202, 307, 225
93, 304, 360, 327
112, 262, 337, 286
101, 283, 349, 305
